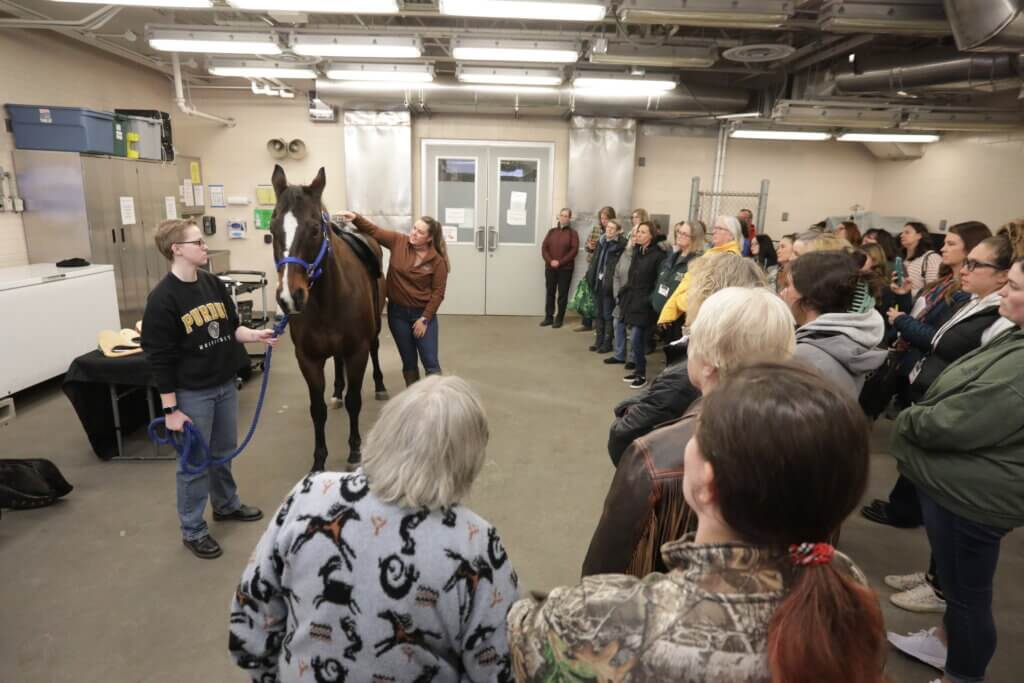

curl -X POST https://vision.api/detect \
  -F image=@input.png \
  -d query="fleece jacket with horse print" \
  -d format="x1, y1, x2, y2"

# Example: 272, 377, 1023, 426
229, 470, 519, 683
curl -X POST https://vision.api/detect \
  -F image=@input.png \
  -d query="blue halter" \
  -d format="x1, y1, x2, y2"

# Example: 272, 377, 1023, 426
275, 211, 333, 286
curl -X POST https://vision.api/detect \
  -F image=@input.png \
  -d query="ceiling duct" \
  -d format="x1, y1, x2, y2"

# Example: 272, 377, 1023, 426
833, 52, 1021, 94
944, 0, 1024, 52
819, 0, 950, 36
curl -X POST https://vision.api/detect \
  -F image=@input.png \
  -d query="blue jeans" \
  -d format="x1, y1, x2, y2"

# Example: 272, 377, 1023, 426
920, 490, 1012, 682
388, 302, 441, 374
630, 324, 648, 377
613, 316, 628, 361
176, 380, 242, 542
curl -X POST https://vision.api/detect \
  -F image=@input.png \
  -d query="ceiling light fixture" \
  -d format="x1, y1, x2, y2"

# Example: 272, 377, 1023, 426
618, 0, 794, 29
452, 38, 580, 64
225, 0, 398, 12
730, 129, 832, 141
589, 45, 718, 68
208, 59, 317, 79
148, 28, 281, 55
463, 84, 563, 95
54, 0, 211, 7
818, 0, 949, 36
324, 63, 434, 82
572, 72, 676, 96
902, 111, 1024, 132
439, 0, 606, 21
456, 65, 563, 87
315, 79, 442, 93
290, 34, 421, 59
838, 132, 940, 143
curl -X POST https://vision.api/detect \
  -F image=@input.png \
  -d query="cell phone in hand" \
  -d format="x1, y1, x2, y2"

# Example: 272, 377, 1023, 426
893, 256, 905, 287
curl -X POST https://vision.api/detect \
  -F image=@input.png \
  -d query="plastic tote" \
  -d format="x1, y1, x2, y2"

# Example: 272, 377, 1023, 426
112, 114, 128, 157
121, 114, 162, 160
5, 105, 115, 154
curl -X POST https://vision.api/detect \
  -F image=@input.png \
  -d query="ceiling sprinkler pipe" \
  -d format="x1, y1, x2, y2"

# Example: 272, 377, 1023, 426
172, 52, 236, 127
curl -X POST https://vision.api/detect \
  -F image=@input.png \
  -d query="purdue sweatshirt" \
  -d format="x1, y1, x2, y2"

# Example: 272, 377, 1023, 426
141, 270, 241, 394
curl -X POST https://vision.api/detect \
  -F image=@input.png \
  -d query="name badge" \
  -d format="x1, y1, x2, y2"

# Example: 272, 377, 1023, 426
658, 284, 670, 296
598, 272, 604, 280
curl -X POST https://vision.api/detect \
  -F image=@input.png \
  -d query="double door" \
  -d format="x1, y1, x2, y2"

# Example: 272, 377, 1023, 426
422, 140, 553, 315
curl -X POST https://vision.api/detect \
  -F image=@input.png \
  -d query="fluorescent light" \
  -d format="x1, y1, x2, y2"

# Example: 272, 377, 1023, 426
902, 111, 1024, 132
838, 132, 940, 143
226, 0, 397, 12
53, 0, 211, 6
618, 0, 793, 28
316, 79, 442, 93
465, 84, 563, 95
572, 74, 676, 96
291, 34, 420, 59
731, 129, 832, 141
457, 66, 563, 87
148, 29, 281, 55
452, 38, 579, 64
589, 45, 718, 69
208, 59, 316, 79
324, 63, 434, 82
440, 0, 606, 21
819, 2, 949, 36
716, 111, 761, 120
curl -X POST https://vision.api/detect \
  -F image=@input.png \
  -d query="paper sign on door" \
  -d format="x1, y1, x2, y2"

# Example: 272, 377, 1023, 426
119, 196, 136, 225
165, 196, 178, 220
507, 209, 527, 226
510, 191, 528, 211
444, 208, 465, 225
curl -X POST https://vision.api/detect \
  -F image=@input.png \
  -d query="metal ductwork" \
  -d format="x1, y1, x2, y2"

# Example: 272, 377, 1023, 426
944, 0, 1024, 52
315, 79, 750, 120
833, 52, 1022, 94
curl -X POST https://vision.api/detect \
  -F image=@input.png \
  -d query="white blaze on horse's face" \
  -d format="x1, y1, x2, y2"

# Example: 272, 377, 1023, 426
279, 210, 300, 311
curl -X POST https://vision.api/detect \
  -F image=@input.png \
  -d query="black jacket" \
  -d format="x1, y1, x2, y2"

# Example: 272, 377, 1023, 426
909, 301, 1002, 402
585, 235, 626, 296
608, 360, 701, 466
619, 244, 666, 326
650, 250, 698, 314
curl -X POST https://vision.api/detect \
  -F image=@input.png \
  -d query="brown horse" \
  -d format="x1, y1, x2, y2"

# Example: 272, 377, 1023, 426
270, 165, 388, 471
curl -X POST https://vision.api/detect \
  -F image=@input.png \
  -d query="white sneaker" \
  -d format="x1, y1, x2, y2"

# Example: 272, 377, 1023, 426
884, 571, 928, 591
891, 583, 947, 613
887, 627, 947, 670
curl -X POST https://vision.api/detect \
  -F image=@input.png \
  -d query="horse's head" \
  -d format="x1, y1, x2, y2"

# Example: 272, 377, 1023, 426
270, 164, 329, 314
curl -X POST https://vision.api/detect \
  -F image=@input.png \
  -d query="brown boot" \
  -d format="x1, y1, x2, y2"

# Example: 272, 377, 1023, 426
403, 370, 421, 387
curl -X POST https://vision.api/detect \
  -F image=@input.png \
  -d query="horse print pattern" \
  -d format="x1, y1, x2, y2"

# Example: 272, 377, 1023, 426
229, 469, 519, 683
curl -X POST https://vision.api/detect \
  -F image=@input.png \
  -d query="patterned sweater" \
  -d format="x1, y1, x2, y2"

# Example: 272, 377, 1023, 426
508, 539, 867, 683
230, 470, 519, 683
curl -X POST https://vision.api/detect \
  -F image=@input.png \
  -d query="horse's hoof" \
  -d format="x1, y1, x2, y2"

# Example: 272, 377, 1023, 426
374, 391, 390, 401
329, 396, 343, 409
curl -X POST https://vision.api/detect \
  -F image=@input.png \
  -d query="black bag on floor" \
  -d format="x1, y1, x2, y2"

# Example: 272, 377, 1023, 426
0, 459, 73, 510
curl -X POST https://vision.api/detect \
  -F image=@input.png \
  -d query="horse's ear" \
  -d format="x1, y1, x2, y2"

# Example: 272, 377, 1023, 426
309, 167, 326, 198
272, 164, 288, 198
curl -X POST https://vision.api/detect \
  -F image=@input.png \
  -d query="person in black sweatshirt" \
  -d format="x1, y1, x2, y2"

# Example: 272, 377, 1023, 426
141, 219, 277, 560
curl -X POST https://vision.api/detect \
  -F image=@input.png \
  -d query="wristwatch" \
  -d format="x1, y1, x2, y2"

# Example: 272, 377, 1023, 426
163, 405, 178, 415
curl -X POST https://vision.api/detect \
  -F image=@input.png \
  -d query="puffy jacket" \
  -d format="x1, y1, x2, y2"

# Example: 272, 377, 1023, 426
607, 360, 700, 466
584, 234, 625, 297
651, 249, 699, 313
586, 400, 701, 577
794, 310, 887, 399
892, 327, 1024, 529
620, 244, 666, 326
658, 241, 741, 325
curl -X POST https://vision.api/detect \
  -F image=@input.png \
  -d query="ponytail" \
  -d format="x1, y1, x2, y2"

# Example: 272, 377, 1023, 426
769, 564, 886, 683
420, 216, 452, 274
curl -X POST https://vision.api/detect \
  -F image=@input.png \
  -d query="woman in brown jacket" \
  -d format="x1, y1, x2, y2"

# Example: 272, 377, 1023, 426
340, 211, 450, 386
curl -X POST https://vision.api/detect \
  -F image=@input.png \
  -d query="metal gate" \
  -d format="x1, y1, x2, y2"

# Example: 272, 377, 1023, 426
688, 176, 770, 235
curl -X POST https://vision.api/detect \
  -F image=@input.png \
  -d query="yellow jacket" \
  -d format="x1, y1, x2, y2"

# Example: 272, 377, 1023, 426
657, 240, 741, 324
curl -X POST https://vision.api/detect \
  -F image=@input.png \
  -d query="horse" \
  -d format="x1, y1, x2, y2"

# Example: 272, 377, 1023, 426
269, 165, 388, 471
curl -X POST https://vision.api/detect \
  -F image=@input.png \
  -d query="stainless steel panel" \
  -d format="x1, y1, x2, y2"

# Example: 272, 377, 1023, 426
204, 250, 231, 274
113, 158, 146, 327
343, 111, 412, 231
568, 117, 637, 231
81, 155, 126, 313
137, 161, 176, 292
12, 150, 92, 263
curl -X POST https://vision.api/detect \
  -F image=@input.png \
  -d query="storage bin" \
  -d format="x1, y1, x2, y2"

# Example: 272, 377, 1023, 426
116, 109, 173, 161
120, 114, 162, 160
112, 115, 128, 157
5, 105, 115, 154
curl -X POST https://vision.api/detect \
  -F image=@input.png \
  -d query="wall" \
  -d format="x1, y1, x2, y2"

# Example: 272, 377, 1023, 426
871, 132, 1024, 231
0, 30, 177, 267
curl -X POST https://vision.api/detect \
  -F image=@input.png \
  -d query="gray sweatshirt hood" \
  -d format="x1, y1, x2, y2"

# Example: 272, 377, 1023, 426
795, 310, 887, 375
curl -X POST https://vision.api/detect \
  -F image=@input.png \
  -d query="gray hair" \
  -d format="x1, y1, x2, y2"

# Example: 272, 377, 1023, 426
361, 375, 488, 510
684, 251, 767, 325
715, 215, 743, 244
689, 287, 796, 380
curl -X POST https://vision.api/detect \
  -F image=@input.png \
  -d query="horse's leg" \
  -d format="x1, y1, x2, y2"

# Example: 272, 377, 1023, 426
297, 353, 329, 472
344, 347, 370, 467
331, 354, 345, 409
370, 336, 389, 401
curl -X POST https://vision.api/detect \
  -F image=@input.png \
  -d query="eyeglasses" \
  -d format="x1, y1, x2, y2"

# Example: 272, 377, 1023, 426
712, 226, 730, 233
174, 239, 207, 247
964, 258, 1002, 272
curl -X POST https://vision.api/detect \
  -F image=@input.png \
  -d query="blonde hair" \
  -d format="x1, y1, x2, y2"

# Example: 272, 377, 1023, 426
361, 375, 488, 510
689, 287, 796, 380
793, 231, 851, 258
998, 218, 1024, 259
154, 219, 197, 261
685, 251, 767, 325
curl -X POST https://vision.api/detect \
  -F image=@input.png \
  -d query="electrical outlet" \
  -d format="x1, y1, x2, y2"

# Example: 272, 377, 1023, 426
781, 212, 789, 222
938, 219, 947, 231
638, 156, 646, 167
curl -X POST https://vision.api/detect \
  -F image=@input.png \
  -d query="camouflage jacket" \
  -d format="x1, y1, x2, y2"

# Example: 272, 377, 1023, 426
507, 539, 866, 683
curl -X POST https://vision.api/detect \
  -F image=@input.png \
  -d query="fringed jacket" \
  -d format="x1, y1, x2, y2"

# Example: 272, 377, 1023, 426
583, 400, 702, 578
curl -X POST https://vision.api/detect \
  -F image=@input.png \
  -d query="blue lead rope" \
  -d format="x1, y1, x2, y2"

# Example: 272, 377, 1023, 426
147, 314, 290, 474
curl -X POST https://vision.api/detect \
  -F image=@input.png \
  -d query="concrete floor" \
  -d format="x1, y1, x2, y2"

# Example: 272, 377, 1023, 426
1, 315, 1020, 682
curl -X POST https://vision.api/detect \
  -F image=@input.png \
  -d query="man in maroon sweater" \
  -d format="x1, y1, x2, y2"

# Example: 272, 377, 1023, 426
540, 208, 580, 328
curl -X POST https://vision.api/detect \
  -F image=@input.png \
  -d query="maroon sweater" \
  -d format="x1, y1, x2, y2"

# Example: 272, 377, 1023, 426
541, 225, 579, 271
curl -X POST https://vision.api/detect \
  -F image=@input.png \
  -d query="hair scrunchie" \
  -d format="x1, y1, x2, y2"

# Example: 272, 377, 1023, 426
789, 542, 835, 567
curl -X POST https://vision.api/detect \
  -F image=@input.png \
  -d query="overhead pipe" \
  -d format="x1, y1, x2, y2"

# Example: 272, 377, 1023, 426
944, 0, 1024, 52
832, 52, 1020, 94
172, 52, 236, 127
0, 3, 120, 30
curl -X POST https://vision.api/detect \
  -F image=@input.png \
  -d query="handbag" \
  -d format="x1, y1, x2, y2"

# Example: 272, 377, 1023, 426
569, 278, 597, 319
0, 459, 74, 510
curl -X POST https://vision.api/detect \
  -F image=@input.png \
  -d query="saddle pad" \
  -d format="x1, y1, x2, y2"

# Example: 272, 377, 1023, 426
98, 330, 143, 358
331, 223, 383, 280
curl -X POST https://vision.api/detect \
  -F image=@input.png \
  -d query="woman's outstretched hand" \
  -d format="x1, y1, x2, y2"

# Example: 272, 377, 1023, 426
338, 211, 357, 222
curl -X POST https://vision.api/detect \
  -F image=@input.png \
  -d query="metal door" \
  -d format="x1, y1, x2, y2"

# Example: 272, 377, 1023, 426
136, 161, 176, 292
81, 156, 128, 317
421, 140, 552, 316
113, 158, 147, 327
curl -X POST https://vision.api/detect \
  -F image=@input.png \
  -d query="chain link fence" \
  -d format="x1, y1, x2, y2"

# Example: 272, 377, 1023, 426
688, 177, 770, 237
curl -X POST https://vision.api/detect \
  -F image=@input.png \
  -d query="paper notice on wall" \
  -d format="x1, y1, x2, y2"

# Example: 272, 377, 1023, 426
119, 196, 136, 225
208, 184, 225, 208
510, 191, 528, 211
444, 208, 465, 225
507, 208, 527, 226
255, 185, 276, 206
189, 161, 201, 185
442, 226, 458, 242
164, 196, 177, 220
183, 180, 194, 207
193, 184, 205, 207
460, 209, 475, 228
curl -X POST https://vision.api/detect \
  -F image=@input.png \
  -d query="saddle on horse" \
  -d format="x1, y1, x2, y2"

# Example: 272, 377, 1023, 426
330, 222, 383, 280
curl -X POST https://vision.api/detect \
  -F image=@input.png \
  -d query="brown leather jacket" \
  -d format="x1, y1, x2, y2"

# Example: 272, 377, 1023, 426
582, 399, 702, 578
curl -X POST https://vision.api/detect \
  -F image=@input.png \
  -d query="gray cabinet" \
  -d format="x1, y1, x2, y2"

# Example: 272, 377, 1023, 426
14, 150, 186, 327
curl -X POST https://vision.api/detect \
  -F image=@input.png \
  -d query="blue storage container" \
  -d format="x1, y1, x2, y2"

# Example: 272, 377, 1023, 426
5, 104, 115, 154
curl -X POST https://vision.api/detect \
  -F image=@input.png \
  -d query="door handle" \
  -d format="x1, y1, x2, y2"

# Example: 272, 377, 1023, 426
111, 228, 117, 243
121, 228, 126, 242
488, 226, 498, 252
474, 226, 485, 252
